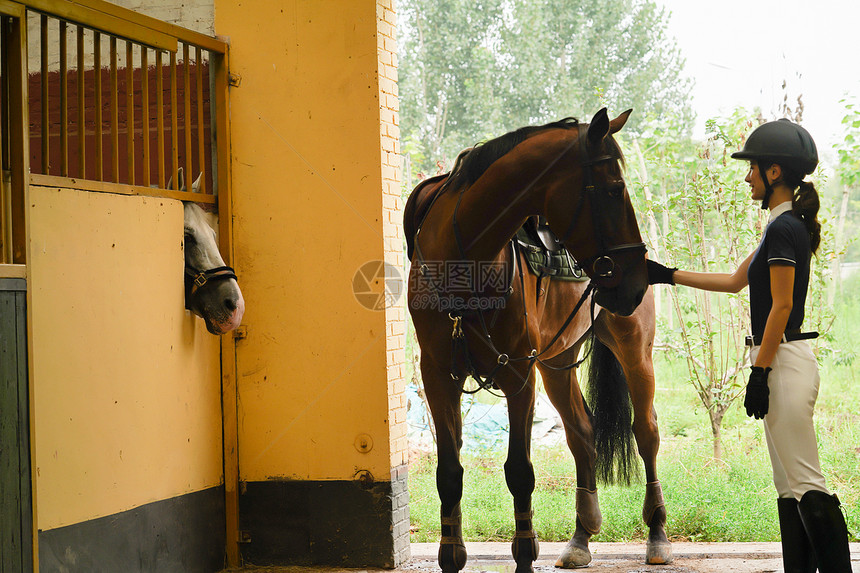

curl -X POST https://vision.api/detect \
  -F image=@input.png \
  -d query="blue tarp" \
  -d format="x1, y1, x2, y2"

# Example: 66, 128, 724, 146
406, 382, 561, 453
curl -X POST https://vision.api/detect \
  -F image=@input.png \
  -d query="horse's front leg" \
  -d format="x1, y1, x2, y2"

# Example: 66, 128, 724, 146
596, 292, 673, 564
421, 358, 468, 573
501, 368, 540, 573
539, 347, 602, 568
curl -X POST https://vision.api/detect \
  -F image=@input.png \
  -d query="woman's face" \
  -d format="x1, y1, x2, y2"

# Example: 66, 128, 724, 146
745, 162, 766, 201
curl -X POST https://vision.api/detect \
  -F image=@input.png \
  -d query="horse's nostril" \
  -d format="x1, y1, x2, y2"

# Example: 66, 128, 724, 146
225, 299, 237, 312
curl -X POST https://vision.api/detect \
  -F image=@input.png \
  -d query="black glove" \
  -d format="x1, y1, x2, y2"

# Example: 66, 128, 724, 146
744, 366, 771, 419
647, 260, 677, 285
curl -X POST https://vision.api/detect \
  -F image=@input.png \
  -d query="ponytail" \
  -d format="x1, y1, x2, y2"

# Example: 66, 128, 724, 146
791, 180, 821, 254
778, 165, 821, 253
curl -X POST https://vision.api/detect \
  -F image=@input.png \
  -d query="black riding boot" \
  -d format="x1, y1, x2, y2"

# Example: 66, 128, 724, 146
798, 490, 853, 573
777, 497, 816, 573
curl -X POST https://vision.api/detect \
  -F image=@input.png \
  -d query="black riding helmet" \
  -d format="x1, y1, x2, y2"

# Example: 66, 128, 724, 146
731, 119, 818, 209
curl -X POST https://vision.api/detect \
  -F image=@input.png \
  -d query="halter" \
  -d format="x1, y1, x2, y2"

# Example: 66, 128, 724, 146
184, 264, 238, 311
411, 124, 646, 394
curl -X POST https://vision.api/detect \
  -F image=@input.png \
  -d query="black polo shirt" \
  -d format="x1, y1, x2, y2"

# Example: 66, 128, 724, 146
747, 203, 811, 337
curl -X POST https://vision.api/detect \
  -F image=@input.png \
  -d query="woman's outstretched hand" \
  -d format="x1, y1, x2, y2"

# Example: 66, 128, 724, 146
647, 260, 678, 285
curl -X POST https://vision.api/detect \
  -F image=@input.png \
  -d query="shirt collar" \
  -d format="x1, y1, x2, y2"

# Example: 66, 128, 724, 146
768, 201, 792, 223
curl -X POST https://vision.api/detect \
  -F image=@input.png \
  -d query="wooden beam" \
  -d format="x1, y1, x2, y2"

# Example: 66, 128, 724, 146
30, 174, 216, 204
24, 0, 177, 52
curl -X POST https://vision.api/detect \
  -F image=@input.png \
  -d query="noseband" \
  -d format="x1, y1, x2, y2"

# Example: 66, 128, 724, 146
184, 265, 238, 310
555, 126, 646, 287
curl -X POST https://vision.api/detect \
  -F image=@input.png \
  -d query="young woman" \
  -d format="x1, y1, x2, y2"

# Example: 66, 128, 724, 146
648, 119, 852, 573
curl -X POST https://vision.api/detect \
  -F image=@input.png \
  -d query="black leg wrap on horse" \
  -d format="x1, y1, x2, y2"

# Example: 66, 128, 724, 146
439, 506, 468, 573
511, 510, 539, 563
777, 497, 816, 573
797, 491, 852, 573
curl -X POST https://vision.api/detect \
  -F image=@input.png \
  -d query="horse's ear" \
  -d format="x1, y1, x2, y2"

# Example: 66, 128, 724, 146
609, 109, 633, 135
191, 173, 202, 193
587, 108, 610, 145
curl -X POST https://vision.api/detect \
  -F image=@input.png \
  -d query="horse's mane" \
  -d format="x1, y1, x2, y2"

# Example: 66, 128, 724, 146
445, 117, 581, 194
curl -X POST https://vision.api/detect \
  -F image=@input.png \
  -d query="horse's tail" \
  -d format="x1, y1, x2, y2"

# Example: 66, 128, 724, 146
585, 335, 638, 485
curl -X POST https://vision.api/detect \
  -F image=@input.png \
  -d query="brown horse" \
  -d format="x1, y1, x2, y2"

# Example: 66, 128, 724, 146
405, 108, 671, 572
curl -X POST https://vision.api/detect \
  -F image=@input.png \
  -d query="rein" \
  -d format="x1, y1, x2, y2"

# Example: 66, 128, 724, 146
184, 265, 238, 310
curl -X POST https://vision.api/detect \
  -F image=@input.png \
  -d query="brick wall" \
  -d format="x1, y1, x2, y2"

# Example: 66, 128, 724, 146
378, 0, 409, 564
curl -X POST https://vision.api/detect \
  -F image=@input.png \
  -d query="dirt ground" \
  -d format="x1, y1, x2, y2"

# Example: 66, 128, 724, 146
223, 541, 860, 573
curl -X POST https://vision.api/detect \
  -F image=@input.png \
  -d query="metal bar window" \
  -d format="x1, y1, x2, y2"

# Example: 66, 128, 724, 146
21, 3, 226, 204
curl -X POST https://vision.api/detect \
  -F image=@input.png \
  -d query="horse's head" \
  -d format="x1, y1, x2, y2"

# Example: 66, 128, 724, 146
546, 108, 648, 317
183, 202, 245, 334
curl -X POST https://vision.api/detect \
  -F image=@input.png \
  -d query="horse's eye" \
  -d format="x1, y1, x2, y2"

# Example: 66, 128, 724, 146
607, 183, 625, 198
184, 232, 197, 246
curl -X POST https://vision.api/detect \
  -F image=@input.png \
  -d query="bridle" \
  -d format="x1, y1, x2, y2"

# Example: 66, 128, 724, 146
555, 125, 647, 288
184, 264, 238, 311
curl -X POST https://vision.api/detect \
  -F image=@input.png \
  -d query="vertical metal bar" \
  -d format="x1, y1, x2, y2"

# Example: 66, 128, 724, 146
170, 51, 178, 189
212, 48, 239, 568
77, 25, 85, 179
125, 40, 134, 185
156, 50, 165, 188
40, 16, 48, 175
195, 46, 206, 194
183, 43, 192, 189
110, 36, 118, 182
141, 47, 150, 187
94, 31, 102, 181
59, 20, 68, 177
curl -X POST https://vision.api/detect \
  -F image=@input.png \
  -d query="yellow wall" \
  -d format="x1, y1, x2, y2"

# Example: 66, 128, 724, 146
215, 0, 406, 482
28, 186, 223, 530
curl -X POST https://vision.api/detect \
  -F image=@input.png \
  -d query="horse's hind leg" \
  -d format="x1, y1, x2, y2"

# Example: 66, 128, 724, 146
500, 368, 540, 573
538, 344, 601, 568
595, 292, 673, 564
421, 359, 468, 573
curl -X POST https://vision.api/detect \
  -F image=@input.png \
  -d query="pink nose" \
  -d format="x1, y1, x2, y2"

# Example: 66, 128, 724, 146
215, 294, 245, 334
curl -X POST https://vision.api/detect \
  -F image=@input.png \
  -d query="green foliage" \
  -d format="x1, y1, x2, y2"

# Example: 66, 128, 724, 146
398, 0, 693, 177
835, 96, 860, 189
408, 288, 860, 543
622, 109, 764, 459
832, 96, 860, 261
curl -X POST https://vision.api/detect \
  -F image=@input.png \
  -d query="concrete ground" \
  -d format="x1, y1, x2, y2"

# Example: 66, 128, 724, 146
224, 541, 860, 573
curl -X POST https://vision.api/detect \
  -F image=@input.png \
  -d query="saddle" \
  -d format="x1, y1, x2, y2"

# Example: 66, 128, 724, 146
515, 217, 588, 282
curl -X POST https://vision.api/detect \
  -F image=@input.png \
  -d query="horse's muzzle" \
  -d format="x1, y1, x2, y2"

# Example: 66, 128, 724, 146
593, 283, 645, 317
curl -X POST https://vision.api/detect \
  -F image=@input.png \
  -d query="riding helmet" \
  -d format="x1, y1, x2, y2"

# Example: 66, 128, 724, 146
731, 118, 818, 175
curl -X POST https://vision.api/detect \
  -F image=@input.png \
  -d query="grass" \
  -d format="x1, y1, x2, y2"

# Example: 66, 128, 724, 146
407, 275, 860, 544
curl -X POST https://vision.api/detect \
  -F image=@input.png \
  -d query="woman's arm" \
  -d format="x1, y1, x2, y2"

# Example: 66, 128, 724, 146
671, 250, 755, 293
752, 264, 795, 368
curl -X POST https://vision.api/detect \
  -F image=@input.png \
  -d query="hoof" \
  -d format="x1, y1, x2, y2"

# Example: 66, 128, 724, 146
645, 540, 673, 564
554, 541, 592, 568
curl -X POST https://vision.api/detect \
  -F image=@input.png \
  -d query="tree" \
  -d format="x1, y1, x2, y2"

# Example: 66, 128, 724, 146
833, 96, 860, 264
398, 0, 694, 177
629, 109, 762, 462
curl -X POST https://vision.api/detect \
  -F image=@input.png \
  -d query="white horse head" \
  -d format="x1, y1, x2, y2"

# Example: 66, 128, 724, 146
174, 169, 244, 334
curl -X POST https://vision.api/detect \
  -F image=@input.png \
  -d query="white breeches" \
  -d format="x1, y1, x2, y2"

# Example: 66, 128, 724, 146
751, 341, 830, 500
